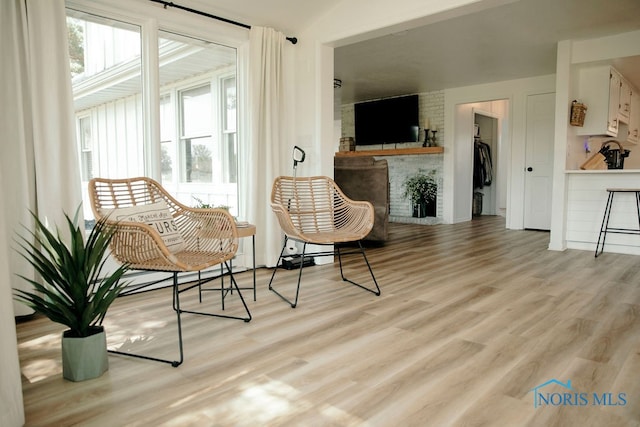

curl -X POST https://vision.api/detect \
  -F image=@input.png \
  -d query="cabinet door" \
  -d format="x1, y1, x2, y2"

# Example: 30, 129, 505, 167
620, 78, 632, 122
608, 70, 621, 134
629, 90, 640, 144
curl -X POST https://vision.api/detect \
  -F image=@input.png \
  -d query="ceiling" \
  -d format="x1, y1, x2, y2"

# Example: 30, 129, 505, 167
151, 0, 640, 104
334, 0, 640, 103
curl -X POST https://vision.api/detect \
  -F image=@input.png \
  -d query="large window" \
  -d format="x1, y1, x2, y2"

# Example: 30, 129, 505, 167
67, 10, 239, 218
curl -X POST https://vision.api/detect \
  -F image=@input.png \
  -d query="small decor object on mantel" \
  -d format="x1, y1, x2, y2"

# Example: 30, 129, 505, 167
339, 136, 355, 152
403, 171, 437, 218
14, 207, 129, 382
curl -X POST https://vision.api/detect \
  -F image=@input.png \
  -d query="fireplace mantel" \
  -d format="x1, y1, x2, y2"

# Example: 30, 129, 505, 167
335, 147, 444, 157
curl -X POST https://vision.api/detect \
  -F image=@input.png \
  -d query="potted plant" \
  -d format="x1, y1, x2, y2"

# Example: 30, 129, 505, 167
13, 208, 128, 382
192, 196, 231, 212
402, 171, 438, 218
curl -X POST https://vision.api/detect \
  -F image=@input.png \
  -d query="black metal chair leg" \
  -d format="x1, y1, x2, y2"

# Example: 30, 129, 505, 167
267, 237, 288, 290
108, 272, 184, 367
337, 242, 381, 296
290, 242, 307, 308
595, 191, 614, 257
225, 263, 252, 322
636, 191, 640, 237
270, 239, 381, 308
357, 241, 381, 296
179, 265, 251, 322
111, 267, 251, 367
268, 237, 302, 308
252, 235, 257, 301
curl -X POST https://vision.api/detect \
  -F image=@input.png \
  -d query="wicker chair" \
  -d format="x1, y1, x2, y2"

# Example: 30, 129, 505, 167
88, 177, 251, 367
268, 175, 381, 308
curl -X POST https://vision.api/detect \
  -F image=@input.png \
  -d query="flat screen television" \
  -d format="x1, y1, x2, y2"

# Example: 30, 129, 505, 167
354, 94, 419, 145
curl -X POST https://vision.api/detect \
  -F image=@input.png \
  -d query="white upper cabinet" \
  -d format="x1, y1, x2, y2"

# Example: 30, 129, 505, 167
576, 66, 630, 137
577, 66, 619, 136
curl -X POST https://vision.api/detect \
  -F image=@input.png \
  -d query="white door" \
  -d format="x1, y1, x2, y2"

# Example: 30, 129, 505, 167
524, 93, 555, 230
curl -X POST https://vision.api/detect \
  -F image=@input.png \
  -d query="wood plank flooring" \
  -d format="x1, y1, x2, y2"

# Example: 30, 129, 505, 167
15, 216, 640, 426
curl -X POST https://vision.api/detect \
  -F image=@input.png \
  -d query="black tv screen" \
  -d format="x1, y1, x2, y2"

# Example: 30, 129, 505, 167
354, 95, 419, 145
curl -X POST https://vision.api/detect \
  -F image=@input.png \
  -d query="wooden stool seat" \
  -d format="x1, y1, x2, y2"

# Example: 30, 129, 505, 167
595, 188, 640, 257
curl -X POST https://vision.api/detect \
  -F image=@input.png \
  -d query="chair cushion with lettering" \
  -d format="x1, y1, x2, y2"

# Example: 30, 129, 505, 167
105, 200, 186, 253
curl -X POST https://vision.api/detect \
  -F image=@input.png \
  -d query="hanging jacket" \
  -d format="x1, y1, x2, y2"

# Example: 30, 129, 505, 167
473, 139, 492, 189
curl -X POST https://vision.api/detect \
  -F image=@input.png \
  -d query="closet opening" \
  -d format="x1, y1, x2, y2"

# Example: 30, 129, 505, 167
472, 111, 499, 218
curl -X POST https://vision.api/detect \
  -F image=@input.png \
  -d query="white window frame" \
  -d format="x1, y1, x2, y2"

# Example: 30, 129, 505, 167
66, 0, 247, 182
67, 0, 247, 215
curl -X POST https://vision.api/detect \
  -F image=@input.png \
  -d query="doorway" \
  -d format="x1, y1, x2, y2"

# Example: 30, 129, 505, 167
473, 112, 499, 217
451, 99, 508, 224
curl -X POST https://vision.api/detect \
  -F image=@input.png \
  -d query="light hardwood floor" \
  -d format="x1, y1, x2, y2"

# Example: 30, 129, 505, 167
16, 216, 640, 426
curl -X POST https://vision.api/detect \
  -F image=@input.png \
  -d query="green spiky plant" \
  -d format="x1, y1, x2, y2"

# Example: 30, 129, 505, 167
13, 208, 129, 338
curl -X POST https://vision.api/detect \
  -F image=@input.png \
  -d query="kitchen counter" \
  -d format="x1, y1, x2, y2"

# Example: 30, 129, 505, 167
565, 171, 640, 255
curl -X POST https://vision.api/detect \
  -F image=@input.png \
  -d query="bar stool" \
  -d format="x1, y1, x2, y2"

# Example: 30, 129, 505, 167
595, 188, 640, 257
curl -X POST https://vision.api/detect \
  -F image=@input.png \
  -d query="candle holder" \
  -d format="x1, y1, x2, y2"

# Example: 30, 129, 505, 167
423, 128, 431, 147
422, 129, 437, 147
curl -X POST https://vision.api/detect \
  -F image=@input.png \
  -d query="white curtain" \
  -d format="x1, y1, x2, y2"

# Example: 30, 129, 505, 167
0, 0, 82, 310
245, 27, 293, 267
0, 174, 24, 427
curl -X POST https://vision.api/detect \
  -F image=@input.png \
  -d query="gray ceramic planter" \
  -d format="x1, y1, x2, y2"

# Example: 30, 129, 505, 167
61, 327, 108, 382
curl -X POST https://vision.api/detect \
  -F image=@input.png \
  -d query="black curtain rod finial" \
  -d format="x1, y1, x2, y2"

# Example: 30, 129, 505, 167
287, 37, 298, 45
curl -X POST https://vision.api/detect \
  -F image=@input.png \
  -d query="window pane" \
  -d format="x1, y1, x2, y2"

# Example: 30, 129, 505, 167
67, 10, 143, 221
181, 85, 211, 137
225, 132, 238, 183
160, 95, 174, 181
161, 142, 174, 181
79, 116, 93, 181
181, 136, 213, 183
223, 77, 236, 132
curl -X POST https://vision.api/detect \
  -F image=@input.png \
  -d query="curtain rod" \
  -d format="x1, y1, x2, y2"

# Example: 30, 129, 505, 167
149, 0, 298, 44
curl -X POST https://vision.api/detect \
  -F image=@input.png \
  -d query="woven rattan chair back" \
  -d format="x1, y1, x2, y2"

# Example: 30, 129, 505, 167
270, 176, 374, 244
268, 175, 380, 308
